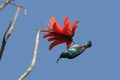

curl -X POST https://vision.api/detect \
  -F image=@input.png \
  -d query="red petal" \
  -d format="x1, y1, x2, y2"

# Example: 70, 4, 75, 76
48, 37, 57, 41
64, 16, 69, 26
50, 16, 63, 32
48, 36, 64, 41
72, 21, 79, 33
66, 41, 72, 49
49, 40, 65, 50
50, 16, 56, 25
63, 16, 72, 36
53, 23, 63, 34
43, 33, 57, 38
64, 16, 71, 31
47, 23, 52, 29
63, 23, 72, 36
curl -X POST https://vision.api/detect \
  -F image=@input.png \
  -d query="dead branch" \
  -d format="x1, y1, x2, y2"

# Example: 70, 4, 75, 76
0, 0, 11, 10
0, 0, 27, 15
10, 1, 27, 15
0, 0, 27, 60
18, 29, 50, 80
18, 29, 41, 80
0, 5, 21, 60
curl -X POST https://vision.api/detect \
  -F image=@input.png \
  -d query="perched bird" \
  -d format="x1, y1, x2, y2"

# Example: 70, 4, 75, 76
57, 41, 92, 63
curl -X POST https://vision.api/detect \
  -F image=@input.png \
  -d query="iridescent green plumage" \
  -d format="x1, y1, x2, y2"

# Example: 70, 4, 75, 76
57, 41, 92, 63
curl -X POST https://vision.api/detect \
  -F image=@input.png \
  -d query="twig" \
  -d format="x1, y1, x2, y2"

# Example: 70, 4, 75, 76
10, 1, 25, 9
0, 5, 21, 60
0, 0, 11, 10
18, 29, 50, 80
0, 0, 27, 15
0, 22, 11, 60
18, 29, 41, 80
10, 1, 27, 15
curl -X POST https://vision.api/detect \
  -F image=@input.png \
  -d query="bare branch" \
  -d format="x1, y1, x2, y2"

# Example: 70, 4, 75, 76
10, 1, 27, 15
0, 0, 11, 10
18, 29, 50, 80
10, 1, 25, 9
0, 0, 27, 15
0, 22, 11, 60
18, 29, 41, 80
0, 5, 21, 60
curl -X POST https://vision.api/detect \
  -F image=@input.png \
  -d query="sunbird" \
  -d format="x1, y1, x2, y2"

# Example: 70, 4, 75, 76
57, 41, 92, 63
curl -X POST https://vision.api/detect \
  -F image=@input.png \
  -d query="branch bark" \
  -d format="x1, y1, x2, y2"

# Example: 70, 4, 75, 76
0, 0, 27, 15
18, 29, 50, 80
18, 29, 40, 80
0, 0, 11, 10
0, 5, 21, 60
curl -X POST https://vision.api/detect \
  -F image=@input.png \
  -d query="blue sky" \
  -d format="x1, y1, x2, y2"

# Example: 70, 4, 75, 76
0, 0, 120, 80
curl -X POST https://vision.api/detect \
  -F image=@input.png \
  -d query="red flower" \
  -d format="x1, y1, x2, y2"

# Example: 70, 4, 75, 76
43, 16, 79, 50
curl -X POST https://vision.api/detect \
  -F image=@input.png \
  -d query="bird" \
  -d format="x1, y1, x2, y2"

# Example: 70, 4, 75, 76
57, 41, 92, 63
